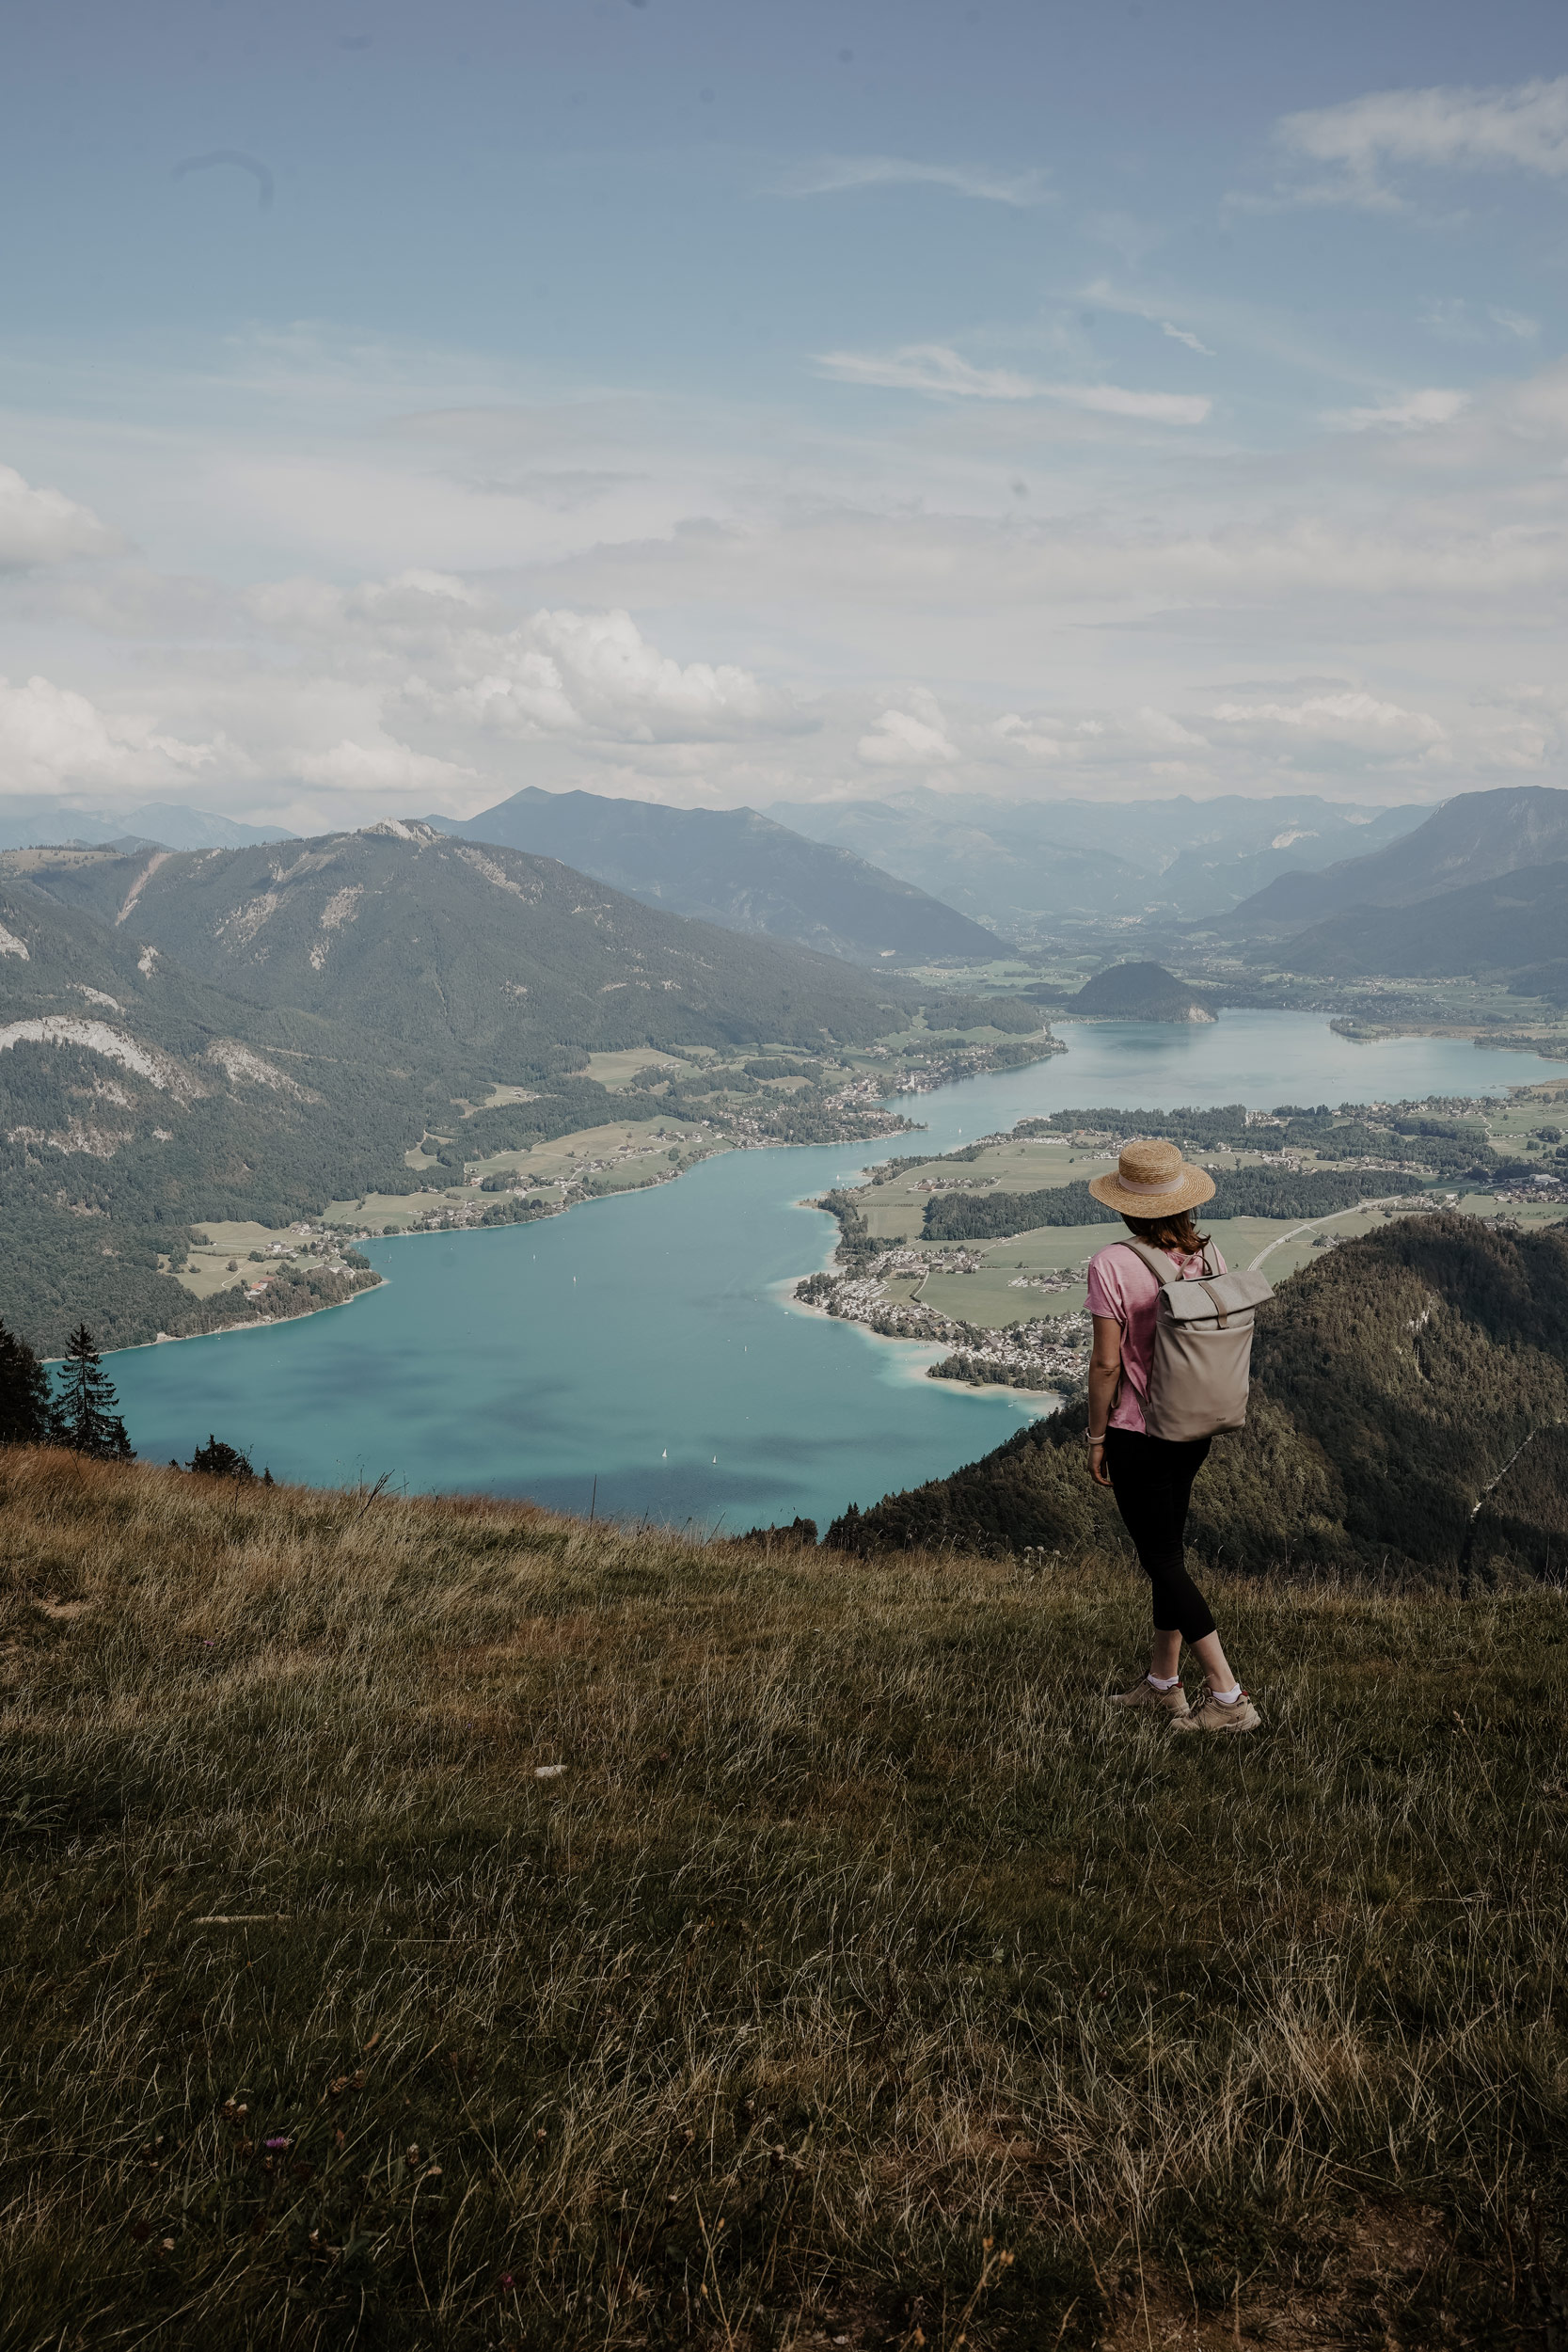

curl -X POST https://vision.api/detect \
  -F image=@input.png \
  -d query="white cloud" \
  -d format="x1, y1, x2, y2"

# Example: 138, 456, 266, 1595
0, 675, 228, 792
1276, 75, 1568, 205
858, 705, 960, 767
1323, 388, 1471, 431
1162, 322, 1214, 356
1210, 690, 1445, 757
291, 739, 477, 793
776, 155, 1053, 207
991, 713, 1068, 760
0, 466, 120, 572
815, 343, 1211, 421
400, 607, 812, 746
1491, 306, 1541, 339
816, 344, 1043, 400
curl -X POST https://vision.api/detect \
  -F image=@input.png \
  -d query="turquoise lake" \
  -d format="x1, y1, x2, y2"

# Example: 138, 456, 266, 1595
110, 1014, 1562, 1531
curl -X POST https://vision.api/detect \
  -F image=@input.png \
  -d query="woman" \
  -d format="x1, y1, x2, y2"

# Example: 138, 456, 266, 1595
1083, 1137, 1259, 1734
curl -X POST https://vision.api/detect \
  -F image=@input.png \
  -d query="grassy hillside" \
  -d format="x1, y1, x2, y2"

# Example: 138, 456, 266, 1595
1, 1448, 1561, 2347
437, 787, 1004, 966
831, 1217, 1568, 1581
24, 824, 909, 1071
1226, 785, 1568, 935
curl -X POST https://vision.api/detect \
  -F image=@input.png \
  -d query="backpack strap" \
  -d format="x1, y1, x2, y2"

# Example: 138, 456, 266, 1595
1111, 1242, 1173, 1407
1118, 1239, 1180, 1285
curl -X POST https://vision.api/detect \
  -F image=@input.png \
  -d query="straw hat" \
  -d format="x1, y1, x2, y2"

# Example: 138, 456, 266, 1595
1086, 1136, 1215, 1218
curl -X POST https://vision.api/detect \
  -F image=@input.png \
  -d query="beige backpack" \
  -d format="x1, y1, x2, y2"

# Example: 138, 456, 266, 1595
1117, 1241, 1275, 1441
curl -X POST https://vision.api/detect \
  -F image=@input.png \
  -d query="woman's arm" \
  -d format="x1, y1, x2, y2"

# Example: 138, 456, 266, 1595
1086, 1313, 1121, 1487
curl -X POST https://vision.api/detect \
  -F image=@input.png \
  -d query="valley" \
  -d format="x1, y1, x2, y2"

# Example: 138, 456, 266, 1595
0, 828, 1062, 1351
8, 780, 1568, 1525
792, 1074, 1568, 1399
104, 1010, 1568, 1534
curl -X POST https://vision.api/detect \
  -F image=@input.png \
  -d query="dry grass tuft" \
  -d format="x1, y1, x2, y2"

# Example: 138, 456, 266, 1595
0, 1448, 1563, 2348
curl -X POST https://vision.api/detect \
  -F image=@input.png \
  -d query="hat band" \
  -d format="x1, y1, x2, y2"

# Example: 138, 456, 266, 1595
1117, 1170, 1186, 1195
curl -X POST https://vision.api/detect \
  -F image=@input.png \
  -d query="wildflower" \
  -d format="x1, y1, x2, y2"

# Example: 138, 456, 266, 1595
499, 2273, 515, 2290
264, 2135, 291, 2151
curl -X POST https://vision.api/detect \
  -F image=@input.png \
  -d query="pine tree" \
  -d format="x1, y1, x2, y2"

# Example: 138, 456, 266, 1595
0, 1318, 53, 1445
187, 1435, 254, 1480
50, 1326, 134, 1462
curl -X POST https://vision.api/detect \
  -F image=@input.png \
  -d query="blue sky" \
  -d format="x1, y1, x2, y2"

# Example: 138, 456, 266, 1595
2, 0, 1567, 826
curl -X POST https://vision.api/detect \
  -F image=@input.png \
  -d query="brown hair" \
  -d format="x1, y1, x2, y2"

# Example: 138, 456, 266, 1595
1121, 1208, 1211, 1254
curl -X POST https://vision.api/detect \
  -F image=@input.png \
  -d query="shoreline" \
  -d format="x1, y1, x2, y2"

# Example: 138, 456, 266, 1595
105, 1116, 919, 1359
97, 1275, 385, 1361
773, 1275, 1061, 1413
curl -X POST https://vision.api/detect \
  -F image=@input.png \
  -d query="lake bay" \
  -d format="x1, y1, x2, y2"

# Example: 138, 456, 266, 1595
110, 1015, 1563, 1530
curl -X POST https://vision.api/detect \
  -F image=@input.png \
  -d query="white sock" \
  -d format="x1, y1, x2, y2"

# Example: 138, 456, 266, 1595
1147, 1672, 1180, 1691
1211, 1684, 1243, 1705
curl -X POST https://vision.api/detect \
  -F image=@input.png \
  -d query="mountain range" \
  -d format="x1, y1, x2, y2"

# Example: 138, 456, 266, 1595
768, 789, 1424, 930
0, 796, 293, 852
18, 822, 909, 1077
0, 823, 922, 1349
431, 787, 1001, 966
1225, 786, 1568, 935
1273, 859, 1568, 985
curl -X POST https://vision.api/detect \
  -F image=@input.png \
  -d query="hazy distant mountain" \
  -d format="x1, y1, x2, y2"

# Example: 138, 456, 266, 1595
431, 786, 1002, 964
0, 797, 293, 852
22, 821, 910, 1072
767, 788, 1423, 930
1264, 858, 1568, 981
1226, 787, 1568, 935
118, 803, 296, 850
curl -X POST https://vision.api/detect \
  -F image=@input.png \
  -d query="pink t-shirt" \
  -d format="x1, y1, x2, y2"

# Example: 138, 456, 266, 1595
1085, 1239, 1227, 1434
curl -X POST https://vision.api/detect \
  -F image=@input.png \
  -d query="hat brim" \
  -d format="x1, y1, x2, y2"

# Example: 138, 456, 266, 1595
1086, 1164, 1216, 1217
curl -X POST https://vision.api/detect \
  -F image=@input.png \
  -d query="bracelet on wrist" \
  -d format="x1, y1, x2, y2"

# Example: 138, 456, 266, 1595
1085, 1430, 1106, 1446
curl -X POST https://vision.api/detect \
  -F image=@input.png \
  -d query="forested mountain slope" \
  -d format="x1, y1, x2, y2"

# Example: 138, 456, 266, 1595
1, 831, 927, 1350
1259, 858, 1568, 983
21, 823, 910, 1076
830, 1217, 1568, 1581
433, 787, 1002, 964
1226, 785, 1568, 935
0, 885, 424, 1351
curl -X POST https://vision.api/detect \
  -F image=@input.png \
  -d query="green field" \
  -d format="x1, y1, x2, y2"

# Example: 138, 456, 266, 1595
843, 1087, 1568, 1343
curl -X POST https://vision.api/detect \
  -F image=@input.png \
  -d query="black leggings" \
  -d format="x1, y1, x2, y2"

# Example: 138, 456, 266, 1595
1102, 1428, 1215, 1643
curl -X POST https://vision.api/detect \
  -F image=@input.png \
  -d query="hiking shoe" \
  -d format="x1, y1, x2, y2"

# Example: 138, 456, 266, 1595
1109, 1677, 1190, 1717
1169, 1691, 1260, 1735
